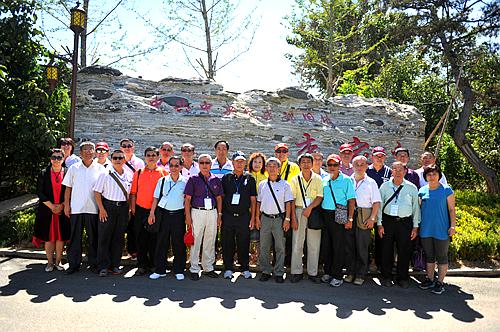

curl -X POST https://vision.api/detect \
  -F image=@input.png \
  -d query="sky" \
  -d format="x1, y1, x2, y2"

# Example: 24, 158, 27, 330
38, 0, 305, 93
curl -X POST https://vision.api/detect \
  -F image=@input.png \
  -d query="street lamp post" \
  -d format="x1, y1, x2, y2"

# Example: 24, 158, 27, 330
68, 2, 86, 138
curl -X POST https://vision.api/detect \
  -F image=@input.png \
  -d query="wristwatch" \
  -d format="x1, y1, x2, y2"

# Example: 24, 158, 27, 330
348, 218, 354, 222
284, 217, 291, 222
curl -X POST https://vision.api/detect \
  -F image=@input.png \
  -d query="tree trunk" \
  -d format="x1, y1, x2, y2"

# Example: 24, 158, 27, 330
80, 0, 89, 68
200, 0, 214, 79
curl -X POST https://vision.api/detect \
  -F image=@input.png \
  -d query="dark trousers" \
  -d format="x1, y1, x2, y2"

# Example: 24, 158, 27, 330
97, 201, 129, 271
221, 212, 250, 271
126, 214, 137, 254
321, 210, 346, 280
381, 214, 413, 281
374, 225, 383, 268
345, 226, 371, 277
154, 208, 186, 274
284, 229, 292, 267
134, 205, 157, 269
67, 213, 98, 269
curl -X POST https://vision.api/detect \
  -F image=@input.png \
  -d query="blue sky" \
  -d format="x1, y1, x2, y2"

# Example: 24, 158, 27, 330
39, 0, 303, 93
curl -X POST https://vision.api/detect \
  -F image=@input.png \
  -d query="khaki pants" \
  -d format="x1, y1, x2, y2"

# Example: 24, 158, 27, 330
291, 208, 321, 276
189, 208, 217, 273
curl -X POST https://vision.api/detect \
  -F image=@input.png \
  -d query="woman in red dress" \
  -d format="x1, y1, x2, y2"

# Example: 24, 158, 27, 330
33, 148, 71, 272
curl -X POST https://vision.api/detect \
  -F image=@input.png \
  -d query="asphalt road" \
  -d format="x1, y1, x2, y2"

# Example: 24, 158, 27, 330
0, 257, 498, 331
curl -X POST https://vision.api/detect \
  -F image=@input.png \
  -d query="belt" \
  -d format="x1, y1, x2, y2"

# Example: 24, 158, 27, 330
192, 207, 215, 211
223, 211, 248, 217
159, 208, 184, 215
262, 212, 283, 219
103, 198, 128, 207
383, 213, 411, 222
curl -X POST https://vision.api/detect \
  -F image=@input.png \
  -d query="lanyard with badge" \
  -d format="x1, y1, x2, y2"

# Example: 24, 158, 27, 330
383, 184, 404, 216
231, 174, 248, 205
299, 175, 312, 206
200, 175, 214, 209
162, 178, 178, 203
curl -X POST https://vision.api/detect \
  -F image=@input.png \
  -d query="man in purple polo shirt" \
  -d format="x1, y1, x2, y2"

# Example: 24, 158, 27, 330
339, 143, 354, 176
395, 147, 420, 189
184, 154, 223, 280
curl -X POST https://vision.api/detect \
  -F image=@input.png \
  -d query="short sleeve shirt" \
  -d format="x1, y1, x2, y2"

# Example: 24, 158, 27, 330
321, 173, 356, 210
419, 184, 454, 240
130, 167, 168, 209
181, 162, 200, 178
366, 164, 392, 188
290, 172, 324, 207
221, 173, 257, 214
154, 174, 187, 211
279, 160, 301, 183
415, 167, 448, 188
351, 174, 381, 208
184, 173, 223, 208
378, 179, 421, 227
62, 160, 107, 214
124, 154, 146, 182
257, 179, 294, 215
340, 163, 354, 176
405, 168, 421, 189
211, 159, 233, 179
93, 169, 131, 202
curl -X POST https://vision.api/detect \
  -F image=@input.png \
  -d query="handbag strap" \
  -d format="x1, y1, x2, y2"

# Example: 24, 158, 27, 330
109, 171, 129, 203
297, 176, 308, 208
134, 169, 142, 192
267, 180, 283, 215
382, 184, 404, 212
125, 161, 136, 173
158, 177, 166, 201
328, 180, 338, 206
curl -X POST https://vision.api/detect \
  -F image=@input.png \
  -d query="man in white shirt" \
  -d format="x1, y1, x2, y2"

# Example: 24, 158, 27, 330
345, 156, 381, 286
63, 141, 107, 274
415, 151, 448, 187
93, 150, 131, 276
180, 143, 200, 178
157, 141, 174, 172
95, 141, 112, 168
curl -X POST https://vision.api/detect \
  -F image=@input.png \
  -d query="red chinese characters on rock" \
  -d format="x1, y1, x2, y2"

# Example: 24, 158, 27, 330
175, 99, 191, 113
223, 104, 237, 116
262, 107, 272, 120
296, 133, 319, 155
320, 114, 333, 126
200, 101, 212, 112
282, 111, 296, 122
150, 96, 164, 109
348, 136, 371, 158
243, 106, 254, 116
391, 141, 402, 156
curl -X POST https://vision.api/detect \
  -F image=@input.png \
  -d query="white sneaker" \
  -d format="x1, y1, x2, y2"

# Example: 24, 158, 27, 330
223, 270, 233, 279
329, 278, 343, 287
321, 274, 332, 283
175, 273, 185, 281
45, 264, 54, 272
149, 273, 166, 280
242, 270, 252, 279
54, 264, 64, 271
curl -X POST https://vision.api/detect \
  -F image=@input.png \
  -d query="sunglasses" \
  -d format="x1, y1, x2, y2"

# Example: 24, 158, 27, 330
60, 142, 71, 146
275, 149, 288, 153
112, 156, 125, 160
181, 148, 193, 152
327, 163, 340, 167
145, 154, 158, 158
169, 164, 180, 168
161, 148, 173, 152
96, 149, 108, 153
121, 144, 133, 148
50, 155, 63, 161
199, 161, 211, 165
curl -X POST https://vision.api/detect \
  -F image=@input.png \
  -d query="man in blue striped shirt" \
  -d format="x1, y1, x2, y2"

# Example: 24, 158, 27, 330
211, 140, 233, 179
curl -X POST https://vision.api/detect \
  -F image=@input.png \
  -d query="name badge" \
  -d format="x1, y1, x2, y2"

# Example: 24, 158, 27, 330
304, 198, 311, 207
204, 198, 213, 210
231, 194, 240, 205
390, 204, 399, 216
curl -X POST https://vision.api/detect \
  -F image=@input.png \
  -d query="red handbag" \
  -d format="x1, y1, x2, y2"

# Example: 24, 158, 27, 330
184, 226, 194, 246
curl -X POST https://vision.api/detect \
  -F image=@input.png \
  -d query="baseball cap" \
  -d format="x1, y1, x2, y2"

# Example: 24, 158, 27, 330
326, 154, 341, 163
232, 151, 246, 161
96, 142, 109, 151
372, 146, 386, 156
274, 143, 288, 151
339, 143, 353, 153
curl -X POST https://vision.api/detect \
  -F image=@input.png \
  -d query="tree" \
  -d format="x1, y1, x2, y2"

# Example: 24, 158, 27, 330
140, 0, 258, 80
392, 0, 499, 193
0, 0, 69, 199
286, 0, 409, 97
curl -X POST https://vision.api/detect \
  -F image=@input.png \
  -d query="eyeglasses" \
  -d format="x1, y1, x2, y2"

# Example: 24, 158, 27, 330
121, 144, 133, 148
327, 163, 340, 167
181, 148, 193, 152
60, 142, 71, 146
112, 156, 125, 160
199, 161, 211, 165
169, 164, 180, 168
275, 149, 288, 153
50, 156, 63, 161
161, 148, 173, 152
145, 154, 158, 158
96, 149, 108, 153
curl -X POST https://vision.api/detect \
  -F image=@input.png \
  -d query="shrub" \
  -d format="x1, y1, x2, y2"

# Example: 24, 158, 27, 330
0, 207, 36, 247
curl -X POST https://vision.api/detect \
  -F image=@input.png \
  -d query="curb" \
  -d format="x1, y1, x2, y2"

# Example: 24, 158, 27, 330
2, 248, 499, 278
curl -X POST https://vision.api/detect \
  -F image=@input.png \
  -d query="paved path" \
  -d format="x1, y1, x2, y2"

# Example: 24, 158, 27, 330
0, 258, 498, 331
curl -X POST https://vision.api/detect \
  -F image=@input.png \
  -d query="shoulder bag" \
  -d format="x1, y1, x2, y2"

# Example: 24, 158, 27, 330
298, 176, 323, 230
328, 180, 348, 224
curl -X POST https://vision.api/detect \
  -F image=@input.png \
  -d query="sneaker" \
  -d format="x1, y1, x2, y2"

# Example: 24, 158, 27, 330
321, 274, 332, 283
329, 278, 343, 287
290, 274, 303, 283
54, 263, 64, 271
419, 278, 435, 290
203, 270, 219, 278
431, 281, 445, 295
223, 270, 233, 279
99, 269, 108, 277
259, 273, 272, 282
130, 253, 138, 261
382, 279, 393, 287
190, 272, 200, 281
175, 273, 185, 281
149, 273, 166, 280
354, 277, 365, 286
108, 267, 122, 275
45, 264, 54, 272
344, 274, 355, 283
242, 271, 252, 279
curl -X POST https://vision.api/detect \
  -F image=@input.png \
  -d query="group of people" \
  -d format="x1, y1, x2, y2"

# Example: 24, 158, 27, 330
33, 137, 456, 295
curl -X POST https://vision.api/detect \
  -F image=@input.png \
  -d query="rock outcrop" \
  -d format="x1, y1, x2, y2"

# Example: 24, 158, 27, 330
75, 67, 426, 167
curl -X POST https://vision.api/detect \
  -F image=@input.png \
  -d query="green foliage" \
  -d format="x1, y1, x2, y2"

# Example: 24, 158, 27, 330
0, 208, 36, 247
0, 1, 70, 199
